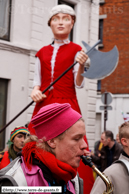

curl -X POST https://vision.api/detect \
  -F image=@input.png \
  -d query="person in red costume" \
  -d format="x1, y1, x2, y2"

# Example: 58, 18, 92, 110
28, 4, 94, 194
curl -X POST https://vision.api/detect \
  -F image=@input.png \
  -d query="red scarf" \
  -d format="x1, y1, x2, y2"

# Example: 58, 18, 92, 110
22, 141, 77, 183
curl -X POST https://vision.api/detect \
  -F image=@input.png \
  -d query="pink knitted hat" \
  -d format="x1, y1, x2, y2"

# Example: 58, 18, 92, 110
31, 103, 82, 140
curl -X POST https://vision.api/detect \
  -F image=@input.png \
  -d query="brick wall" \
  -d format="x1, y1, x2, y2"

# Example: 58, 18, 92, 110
100, 0, 129, 94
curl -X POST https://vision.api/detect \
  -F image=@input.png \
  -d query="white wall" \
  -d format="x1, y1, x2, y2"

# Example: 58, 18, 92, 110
83, 0, 99, 150
0, 46, 30, 141
11, 0, 32, 47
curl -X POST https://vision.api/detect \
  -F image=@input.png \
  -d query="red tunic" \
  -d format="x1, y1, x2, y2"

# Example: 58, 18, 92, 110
29, 42, 82, 127
28, 41, 94, 194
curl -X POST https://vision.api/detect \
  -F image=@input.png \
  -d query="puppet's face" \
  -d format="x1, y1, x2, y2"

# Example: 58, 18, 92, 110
50, 13, 74, 40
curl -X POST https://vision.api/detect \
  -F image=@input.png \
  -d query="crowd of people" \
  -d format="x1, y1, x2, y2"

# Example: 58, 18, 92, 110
0, 4, 129, 194
86, 130, 123, 172
0, 110, 127, 194
90, 122, 129, 194
0, 104, 127, 194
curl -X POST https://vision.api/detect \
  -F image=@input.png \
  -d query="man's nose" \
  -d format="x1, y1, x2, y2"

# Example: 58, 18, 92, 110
21, 136, 25, 142
80, 138, 87, 150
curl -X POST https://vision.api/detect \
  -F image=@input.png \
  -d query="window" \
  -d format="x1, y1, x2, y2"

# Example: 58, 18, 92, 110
0, 0, 12, 41
0, 78, 8, 151
97, 80, 101, 92
58, 0, 74, 41
58, 0, 74, 9
99, 0, 105, 5
99, 19, 103, 44
95, 113, 102, 142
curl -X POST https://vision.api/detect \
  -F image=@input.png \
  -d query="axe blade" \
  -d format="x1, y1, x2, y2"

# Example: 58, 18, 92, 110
82, 41, 119, 80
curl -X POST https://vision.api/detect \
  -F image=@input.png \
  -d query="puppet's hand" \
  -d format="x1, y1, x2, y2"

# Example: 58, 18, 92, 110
75, 49, 89, 66
31, 86, 47, 103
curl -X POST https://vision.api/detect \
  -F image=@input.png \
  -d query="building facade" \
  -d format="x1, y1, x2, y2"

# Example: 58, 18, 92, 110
96, 0, 129, 141
0, 0, 99, 150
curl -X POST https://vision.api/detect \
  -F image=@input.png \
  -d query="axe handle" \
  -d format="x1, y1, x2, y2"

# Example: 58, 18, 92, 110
86, 39, 101, 55
0, 40, 101, 133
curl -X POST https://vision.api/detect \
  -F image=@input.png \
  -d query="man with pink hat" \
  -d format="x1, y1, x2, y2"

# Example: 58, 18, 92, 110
0, 103, 87, 193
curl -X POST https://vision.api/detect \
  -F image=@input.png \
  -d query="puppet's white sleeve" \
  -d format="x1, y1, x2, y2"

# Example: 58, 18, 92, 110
33, 57, 41, 87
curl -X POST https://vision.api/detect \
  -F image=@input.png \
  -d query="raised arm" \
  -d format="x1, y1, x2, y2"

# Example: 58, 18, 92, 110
75, 49, 90, 86
31, 58, 46, 103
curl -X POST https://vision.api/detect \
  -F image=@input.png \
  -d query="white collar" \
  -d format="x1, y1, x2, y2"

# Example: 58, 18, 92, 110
52, 38, 70, 45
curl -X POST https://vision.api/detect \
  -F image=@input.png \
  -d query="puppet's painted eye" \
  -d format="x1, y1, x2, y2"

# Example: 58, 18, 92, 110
53, 17, 58, 21
64, 17, 70, 21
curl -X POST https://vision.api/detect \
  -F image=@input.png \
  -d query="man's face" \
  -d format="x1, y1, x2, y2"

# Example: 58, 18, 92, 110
54, 120, 87, 168
100, 133, 108, 147
121, 137, 129, 155
13, 133, 26, 152
50, 13, 74, 40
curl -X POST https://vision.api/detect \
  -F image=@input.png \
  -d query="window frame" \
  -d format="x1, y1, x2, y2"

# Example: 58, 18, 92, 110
99, 19, 103, 45
99, 0, 105, 5
0, 78, 8, 151
0, 0, 12, 41
97, 80, 101, 92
